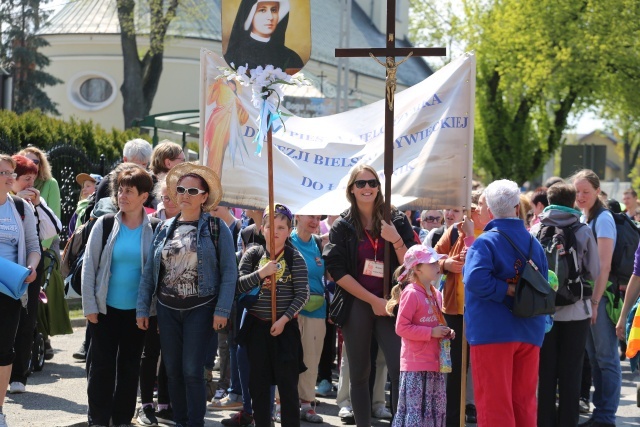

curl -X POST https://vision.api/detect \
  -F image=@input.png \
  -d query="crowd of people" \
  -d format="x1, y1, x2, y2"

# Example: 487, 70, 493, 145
0, 137, 638, 427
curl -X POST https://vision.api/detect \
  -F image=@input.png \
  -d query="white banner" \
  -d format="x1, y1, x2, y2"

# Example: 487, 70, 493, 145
199, 48, 476, 214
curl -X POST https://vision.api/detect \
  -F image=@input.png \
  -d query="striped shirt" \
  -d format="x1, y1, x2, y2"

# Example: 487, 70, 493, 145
238, 245, 309, 321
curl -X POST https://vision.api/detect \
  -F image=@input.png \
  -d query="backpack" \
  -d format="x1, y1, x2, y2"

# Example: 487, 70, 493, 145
62, 214, 162, 297
592, 208, 640, 289
431, 225, 458, 248
536, 223, 591, 306
11, 195, 25, 220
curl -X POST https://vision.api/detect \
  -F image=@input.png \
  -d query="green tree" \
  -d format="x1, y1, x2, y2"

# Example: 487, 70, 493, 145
117, 0, 180, 129
410, 0, 640, 184
1, 0, 62, 114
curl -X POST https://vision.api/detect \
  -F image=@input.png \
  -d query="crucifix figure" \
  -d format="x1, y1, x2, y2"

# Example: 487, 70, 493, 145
370, 52, 413, 111
335, 0, 445, 298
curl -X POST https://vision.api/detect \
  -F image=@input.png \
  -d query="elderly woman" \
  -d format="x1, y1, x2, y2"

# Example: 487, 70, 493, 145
150, 140, 185, 181
8, 155, 61, 395
323, 164, 416, 427
137, 162, 237, 427
0, 154, 40, 427
81, 165, 156, 427
463, 179, 548, 427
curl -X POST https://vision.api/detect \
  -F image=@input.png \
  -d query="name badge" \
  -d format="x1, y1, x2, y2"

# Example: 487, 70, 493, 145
315, 256, 323, 267
363, 259, 384, 278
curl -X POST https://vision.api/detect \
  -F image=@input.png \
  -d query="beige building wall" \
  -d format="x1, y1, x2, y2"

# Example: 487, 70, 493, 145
41, 34, 401, 131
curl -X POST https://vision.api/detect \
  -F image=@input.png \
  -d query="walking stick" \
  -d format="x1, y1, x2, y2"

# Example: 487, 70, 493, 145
267, 126, 277, 325
460, 317, 468, 427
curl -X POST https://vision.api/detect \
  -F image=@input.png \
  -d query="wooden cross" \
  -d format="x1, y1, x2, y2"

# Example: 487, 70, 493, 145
335, 0, 446, 298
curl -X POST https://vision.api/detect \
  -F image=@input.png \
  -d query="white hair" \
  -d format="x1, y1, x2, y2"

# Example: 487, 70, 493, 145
484, 179, 520, 219
123, 139, 153, 164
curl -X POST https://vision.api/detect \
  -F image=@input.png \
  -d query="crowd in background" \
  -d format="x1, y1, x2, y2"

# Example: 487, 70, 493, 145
0, 137, 638, 427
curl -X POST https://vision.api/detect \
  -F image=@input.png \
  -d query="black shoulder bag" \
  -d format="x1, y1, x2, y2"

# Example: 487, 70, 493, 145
492, 230, 556, 318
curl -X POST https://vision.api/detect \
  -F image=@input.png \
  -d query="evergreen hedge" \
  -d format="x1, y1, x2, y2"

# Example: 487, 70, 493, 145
0, 109, 150, 159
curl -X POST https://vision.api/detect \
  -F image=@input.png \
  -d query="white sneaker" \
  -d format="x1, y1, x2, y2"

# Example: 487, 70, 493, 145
338, 406, 353, 418
0, 413, 7, 427
8, 382, 25, 394
372, 406, 392, 419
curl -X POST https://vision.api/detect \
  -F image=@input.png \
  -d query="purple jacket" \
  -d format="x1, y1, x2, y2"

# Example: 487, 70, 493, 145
396, 283, 443, 372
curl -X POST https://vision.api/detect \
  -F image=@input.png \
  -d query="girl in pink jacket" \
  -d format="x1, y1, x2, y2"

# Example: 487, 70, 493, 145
386, 245, 455, 427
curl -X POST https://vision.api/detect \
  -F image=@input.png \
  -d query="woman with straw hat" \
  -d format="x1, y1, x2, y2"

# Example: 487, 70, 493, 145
137, 162, 237, 427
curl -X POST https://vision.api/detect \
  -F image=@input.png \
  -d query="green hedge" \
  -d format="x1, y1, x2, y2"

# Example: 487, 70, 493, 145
0, 109, 150, 159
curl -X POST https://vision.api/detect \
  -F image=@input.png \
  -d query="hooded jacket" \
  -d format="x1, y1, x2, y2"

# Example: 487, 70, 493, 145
531, 207, 600, 321
396, 283, 443, 372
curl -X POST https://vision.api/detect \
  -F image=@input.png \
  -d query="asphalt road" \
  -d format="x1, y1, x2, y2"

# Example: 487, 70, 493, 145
4, 325, 639, 426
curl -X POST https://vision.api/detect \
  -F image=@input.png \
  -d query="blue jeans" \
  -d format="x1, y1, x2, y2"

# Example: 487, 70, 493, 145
157, 302, 215, 427
585, 301, 622, 423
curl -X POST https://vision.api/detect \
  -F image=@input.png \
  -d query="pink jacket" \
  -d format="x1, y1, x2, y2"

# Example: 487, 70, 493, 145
396, 283, 444, 372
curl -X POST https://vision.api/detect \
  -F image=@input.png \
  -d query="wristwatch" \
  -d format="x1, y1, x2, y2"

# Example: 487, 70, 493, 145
591, 299, 599, 305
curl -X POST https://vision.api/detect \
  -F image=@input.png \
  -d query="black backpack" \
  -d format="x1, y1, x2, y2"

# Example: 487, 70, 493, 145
536, 223, 591, 306
592, 208, 640, 289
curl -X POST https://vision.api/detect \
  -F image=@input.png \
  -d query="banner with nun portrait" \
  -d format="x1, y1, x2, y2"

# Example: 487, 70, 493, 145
221, 0, 311, 74
199, 49, 476, 214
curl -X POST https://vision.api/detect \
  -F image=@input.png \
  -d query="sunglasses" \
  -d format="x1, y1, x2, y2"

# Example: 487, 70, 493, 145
423, 216, 442, 223
160, 195, 172, 202
176, 186, 206, 196
29, 158, 40, 165
353, 179, 379, 189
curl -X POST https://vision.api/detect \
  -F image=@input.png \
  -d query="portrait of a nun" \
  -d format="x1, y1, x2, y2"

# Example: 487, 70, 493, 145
224, 0, 305, 73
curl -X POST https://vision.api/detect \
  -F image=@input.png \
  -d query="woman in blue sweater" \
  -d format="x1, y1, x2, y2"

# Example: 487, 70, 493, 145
463, 179, 547, 427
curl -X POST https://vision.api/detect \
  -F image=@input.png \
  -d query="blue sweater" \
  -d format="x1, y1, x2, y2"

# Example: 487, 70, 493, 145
463, 218, 547, 347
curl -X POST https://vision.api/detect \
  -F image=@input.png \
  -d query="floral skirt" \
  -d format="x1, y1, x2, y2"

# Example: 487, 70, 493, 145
392, 370, 446, 427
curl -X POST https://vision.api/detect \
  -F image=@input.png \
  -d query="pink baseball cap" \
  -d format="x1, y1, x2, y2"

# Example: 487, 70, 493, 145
398, 245, 445, 281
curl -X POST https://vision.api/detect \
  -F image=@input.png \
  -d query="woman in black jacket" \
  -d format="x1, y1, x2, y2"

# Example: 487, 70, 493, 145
323, 164, 416, 427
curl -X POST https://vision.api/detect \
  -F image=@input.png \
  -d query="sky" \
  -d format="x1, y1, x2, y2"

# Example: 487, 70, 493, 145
42, 0, 605, 134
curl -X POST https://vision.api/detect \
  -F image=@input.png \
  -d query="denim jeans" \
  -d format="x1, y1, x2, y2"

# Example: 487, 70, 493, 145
157, 302, 215, 427
585, 301, 622, 424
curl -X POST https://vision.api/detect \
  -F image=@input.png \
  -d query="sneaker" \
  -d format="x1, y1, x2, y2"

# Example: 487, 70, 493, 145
213, 388, 227, 401
465, 403, 477, 423
0, 413, 7, 427
300, 408, 323, 423
137, 405, 159, 426
209, 395, 243, 410
155, 407, 175, 425
221, 410, 254, 426
579, 398, 590, 414
315, 379, 332, 397
8, 382, 25, 394
44, 339, 54, 361
372, 406, 392, 419
338, 406, 355, 425
73, 343, 87, 361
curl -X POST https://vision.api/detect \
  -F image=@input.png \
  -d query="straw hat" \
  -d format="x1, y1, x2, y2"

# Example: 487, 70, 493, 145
76, 173, 102, 186
165, 162, 223, 211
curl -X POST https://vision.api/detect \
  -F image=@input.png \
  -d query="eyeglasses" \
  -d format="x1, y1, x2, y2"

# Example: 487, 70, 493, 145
422, 216, 442, 223
354, 179, 379, 189
0, 171, 17, 179
161, 196, 172, 202
176, 186, 206, 196
172, 155, 186, 162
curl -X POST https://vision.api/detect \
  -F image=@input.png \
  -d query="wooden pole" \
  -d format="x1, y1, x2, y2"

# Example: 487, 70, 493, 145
459, 319, 468, 427
267, 125, 277, 325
